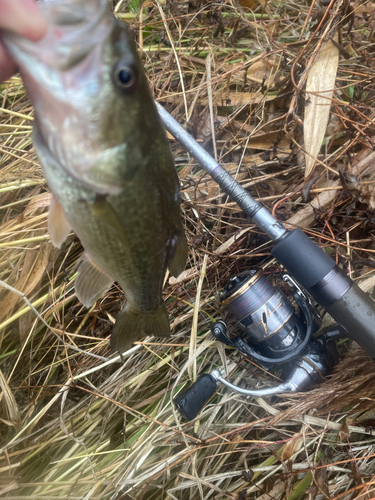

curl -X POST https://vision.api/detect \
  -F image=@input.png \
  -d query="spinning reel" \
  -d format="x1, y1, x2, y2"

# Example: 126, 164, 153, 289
174, 268, 342, 421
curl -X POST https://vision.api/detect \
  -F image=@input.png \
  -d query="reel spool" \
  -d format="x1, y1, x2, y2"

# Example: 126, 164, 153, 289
219, 269, 308, 366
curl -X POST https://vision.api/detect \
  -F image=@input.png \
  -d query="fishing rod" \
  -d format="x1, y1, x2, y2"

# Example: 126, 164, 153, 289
156, 102, 375, 420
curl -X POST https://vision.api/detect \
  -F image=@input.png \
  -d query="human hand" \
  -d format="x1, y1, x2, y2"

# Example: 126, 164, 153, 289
0, 0, 47, 82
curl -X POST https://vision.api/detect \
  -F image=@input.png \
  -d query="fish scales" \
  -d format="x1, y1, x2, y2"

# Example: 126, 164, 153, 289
4, 0, 187, 352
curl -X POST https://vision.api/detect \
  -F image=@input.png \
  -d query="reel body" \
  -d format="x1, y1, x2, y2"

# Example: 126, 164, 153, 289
219, 270, 310, 367
174, 268, 341, 421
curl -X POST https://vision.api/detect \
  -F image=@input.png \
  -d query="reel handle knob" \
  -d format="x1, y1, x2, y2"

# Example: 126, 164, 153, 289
174, 374, 218, 421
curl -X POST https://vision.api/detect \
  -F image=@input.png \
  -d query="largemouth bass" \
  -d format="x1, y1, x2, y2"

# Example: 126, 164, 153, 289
4, 0, 187, 352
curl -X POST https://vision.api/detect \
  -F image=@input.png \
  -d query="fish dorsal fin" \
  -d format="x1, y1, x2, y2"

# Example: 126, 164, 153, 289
168, 235, 188, 278
48, 195, 72, 249
75, 254, 114, 308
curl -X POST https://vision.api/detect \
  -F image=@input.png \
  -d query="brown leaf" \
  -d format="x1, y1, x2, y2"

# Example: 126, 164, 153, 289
304, 37, 339, 177
338, 420, 350, 441
359, 183, 375, 209
310, 463, 330, 499
24, 192, 52, 216
356, 2, 375, 13
246, 55, 280, 87
286, 150, 375, 228
256, 481, 285, 500
237, 0, 260, 10
286, 182, 339, 228
281, 433, 303, 461
0, 242, 53, 324
215, 227, 251, 254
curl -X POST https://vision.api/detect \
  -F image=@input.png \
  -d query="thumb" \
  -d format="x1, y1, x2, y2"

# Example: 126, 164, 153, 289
0, 0, 47, 41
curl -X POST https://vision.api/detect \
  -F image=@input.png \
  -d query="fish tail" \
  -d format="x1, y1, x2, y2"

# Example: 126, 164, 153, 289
110, 302, 170, 353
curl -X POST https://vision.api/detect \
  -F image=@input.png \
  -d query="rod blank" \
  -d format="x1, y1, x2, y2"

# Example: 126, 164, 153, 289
156, 102, 287, 241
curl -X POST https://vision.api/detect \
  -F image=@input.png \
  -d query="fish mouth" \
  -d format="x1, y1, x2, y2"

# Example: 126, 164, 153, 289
4, 0, 113, 72
3, 0, 124, 195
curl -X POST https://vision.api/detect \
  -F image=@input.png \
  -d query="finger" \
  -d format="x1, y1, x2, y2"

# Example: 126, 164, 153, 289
0, 0, 47, 41
0, 42, 16, 81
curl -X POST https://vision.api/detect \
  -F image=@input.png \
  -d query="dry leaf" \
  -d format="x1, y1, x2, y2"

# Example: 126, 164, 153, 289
246, 55, 280, 87
281, 433, 303, 461
236, 0, 259, 10
359, 276, 375, 294
0, 242, 53, 324
304, 37, 339, 177
195, 111, 213, 142
286, 181, 339, 228
309, 462, 330, 499
359, 183, 375, 209
317, 312, 337, 333
215, 227, 251, 254
256, 481, 285, 500
24, 192, 52, 216
356, 2, 375, 13
287, 150, 375, 228
338, 420, 350, 441
237, 0, 273, 19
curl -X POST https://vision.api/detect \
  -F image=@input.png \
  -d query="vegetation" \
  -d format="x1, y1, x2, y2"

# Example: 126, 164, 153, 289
1, 0, 375, 498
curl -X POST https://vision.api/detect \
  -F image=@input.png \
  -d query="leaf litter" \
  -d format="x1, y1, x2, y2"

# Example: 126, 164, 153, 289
304, 35, 340, 178
0, 0, 375, 499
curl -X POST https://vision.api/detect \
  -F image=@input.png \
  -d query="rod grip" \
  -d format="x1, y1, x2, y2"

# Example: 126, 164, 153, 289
327, 283, 375, 358
272, 228, 336, 289
174, 374, 218, 421
273, 229, 375, 358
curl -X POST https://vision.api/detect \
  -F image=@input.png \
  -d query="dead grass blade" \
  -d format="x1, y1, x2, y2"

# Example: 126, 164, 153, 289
0, 369, 20, 428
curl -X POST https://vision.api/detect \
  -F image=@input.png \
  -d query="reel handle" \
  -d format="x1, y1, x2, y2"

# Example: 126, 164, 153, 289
174, 373, 218, 421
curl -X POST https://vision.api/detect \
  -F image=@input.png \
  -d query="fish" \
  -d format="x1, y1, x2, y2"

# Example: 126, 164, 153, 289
3, 0, 187, 352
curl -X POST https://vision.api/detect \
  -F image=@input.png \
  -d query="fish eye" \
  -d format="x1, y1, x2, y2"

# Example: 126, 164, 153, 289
112, 63, 138, 93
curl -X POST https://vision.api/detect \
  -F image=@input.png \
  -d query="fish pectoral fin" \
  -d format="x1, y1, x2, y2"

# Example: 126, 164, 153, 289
168, 235, 188, 278
48, 195, 72, 249
110, 303, 170, 353
75, 254, 114, 308
88, 195, 130, 250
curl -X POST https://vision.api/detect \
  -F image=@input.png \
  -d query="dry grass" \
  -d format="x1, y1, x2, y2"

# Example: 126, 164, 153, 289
1, 0, 375, 498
